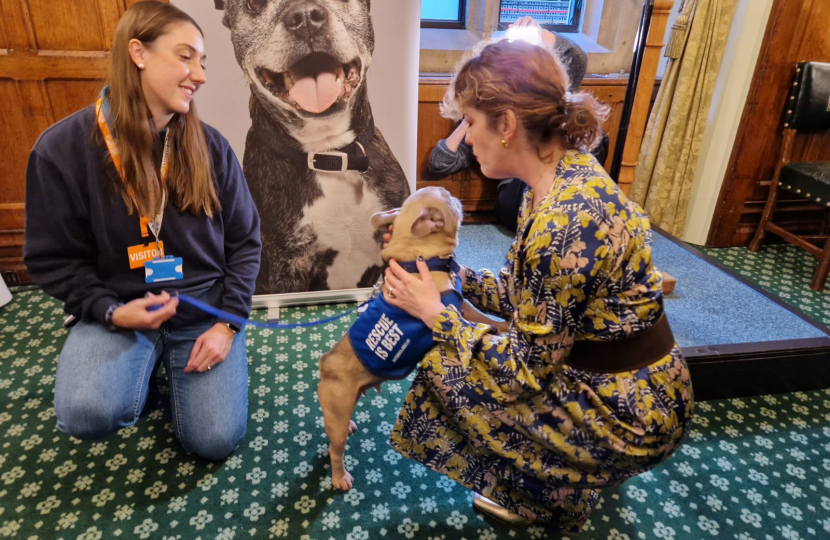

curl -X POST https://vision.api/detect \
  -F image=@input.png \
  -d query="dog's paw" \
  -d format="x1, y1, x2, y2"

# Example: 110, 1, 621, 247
348, 420, 358, 435
332, 470, 354, 491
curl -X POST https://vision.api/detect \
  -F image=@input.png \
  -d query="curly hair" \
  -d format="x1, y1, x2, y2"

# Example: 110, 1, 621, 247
441, 39, 609, 157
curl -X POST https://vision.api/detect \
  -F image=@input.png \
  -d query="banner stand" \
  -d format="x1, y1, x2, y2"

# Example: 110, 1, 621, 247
252, 288, 373, 321
173, 0, 419, 319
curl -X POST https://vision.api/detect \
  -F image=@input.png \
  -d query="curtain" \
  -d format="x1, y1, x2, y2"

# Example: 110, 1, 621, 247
629, 0, 739, 236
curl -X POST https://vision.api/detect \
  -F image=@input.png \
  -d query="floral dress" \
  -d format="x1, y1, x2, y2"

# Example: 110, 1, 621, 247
389, 151, 694, 534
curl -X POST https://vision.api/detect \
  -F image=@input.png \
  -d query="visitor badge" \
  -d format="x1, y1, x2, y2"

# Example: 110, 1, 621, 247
128, 242, 164, 270
144, 256, 184, 283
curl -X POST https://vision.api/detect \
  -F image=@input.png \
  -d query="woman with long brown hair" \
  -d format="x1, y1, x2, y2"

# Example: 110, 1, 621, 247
381, 39, 693, 533
24, 1, 261, 460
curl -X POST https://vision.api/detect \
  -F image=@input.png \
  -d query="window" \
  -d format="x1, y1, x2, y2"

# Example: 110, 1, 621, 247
420, 0, 466, 29
419, 0, 639, 75
498, 0, 583, 33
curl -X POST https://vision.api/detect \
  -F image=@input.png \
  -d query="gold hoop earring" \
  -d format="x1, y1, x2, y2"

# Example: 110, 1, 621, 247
501, 139, 509, 148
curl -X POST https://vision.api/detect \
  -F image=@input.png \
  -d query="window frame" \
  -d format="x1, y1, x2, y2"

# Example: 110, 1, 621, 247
420, 0, 467, 30
496, 0, 584, 34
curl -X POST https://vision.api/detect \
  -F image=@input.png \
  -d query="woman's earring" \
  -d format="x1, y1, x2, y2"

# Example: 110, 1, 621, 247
501, 139, 509, 148
137, 63, 144, 70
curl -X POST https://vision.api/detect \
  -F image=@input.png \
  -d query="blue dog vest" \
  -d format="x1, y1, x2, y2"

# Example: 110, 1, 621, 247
349, 282, 462, 380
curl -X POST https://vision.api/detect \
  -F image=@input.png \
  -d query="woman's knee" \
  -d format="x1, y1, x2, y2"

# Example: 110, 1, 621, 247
55, 397, 134, 440
179, 421, 246, 461
54, 321, 158, 439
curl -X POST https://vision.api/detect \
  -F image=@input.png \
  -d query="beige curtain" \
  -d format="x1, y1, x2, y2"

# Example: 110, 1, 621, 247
629, 0, 739, 236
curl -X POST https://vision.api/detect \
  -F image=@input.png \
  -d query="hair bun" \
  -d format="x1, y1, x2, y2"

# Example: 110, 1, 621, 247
561, 91, 609, 152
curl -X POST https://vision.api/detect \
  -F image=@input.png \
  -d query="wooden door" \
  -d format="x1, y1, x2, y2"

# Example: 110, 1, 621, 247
708, 0, 830, 247
0, 0, 153, 284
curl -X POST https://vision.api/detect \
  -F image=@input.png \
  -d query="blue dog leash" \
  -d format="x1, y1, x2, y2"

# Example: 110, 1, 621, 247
174, 256, 460, 330
176, 293, 371, 329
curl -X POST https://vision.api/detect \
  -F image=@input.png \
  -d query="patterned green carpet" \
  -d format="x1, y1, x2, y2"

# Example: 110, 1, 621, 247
1, 244, 829, 540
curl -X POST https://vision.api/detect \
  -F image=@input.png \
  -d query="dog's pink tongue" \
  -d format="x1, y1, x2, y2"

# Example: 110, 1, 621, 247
289, 72, 340, 114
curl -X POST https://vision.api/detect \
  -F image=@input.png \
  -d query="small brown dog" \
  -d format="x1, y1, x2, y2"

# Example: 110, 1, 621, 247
317, 186, 467, 490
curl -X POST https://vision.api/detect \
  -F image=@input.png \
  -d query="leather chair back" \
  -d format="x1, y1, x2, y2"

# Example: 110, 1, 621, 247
785, 62, 830, 130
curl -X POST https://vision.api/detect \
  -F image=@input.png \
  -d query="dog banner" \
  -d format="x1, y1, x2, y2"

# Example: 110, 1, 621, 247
174, 0, 419, 295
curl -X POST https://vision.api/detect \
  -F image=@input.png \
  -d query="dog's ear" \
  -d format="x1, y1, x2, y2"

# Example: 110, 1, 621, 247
370, 208, 400, 230
213, 0, 225, 9
410, 206, 445, 238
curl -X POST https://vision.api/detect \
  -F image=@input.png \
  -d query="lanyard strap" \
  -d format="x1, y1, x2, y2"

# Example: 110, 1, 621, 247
95, 97, 169, 245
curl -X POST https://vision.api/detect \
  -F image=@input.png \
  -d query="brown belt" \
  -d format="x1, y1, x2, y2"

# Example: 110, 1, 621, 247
566, 314, 676, 373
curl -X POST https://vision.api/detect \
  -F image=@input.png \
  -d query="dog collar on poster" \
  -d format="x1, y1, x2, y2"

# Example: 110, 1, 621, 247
307, 141, 369, 173
176, 256, 460, 330
248, 99, 375, 174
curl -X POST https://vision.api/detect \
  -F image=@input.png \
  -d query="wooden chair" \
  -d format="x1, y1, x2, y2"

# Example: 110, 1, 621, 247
749, 61, 830, 291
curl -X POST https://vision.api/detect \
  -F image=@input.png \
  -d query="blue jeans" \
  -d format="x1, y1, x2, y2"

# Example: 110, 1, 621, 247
54, 319, 249, 460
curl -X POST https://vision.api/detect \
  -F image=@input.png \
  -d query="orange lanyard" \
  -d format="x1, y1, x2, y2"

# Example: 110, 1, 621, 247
95, 97, 170, 240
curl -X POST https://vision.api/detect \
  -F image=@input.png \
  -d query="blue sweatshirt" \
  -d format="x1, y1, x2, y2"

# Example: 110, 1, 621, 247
24, 105, 261, 328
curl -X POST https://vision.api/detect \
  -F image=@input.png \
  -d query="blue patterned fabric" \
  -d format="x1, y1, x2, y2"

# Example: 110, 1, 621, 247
390, 151, 695, 534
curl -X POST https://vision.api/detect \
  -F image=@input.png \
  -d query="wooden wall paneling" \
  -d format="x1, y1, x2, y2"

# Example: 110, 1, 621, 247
0, 3, 13, 49
0, 0, 35, 50
0, 0, 143, 283
0, 80, 55, 280
709, 0, 830, 246
801, 131, 830, 162
98, 0, 126, 48
0, 52, 110, 81
0, 81, 37, 230
19, 80, 56, 138
27, 0, 108, 51
0, 79, 28, 277
46, 80, 104, 123
0, 232, 25, 258
582, 79, 628, 171
460, 169, 498, 217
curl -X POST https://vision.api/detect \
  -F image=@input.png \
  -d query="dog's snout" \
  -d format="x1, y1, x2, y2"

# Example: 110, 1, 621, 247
284, 1, 328, 39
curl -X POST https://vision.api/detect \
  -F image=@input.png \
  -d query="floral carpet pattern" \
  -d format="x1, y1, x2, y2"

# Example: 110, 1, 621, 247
1, 243, 829, 540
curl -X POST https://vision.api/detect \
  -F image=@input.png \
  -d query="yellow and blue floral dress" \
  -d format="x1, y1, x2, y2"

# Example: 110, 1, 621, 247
389, 151, 694, 534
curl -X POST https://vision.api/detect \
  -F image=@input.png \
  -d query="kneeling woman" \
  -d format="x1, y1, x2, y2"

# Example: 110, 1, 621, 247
24, 1, 261, 460
382, 39, 693, 534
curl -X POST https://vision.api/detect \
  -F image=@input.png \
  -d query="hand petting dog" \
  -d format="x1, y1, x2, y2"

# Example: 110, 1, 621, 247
384, 259, 444, 330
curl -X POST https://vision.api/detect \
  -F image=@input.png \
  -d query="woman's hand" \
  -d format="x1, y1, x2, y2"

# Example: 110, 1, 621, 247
184, 323, 235, 373
384, 259, 445, 329
509, 16, 556, 48
111, 291, 178, 330
445, 119, 469, 152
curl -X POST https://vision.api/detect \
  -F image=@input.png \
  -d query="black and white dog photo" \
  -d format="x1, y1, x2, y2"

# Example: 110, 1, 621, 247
214, 0, 411, 293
